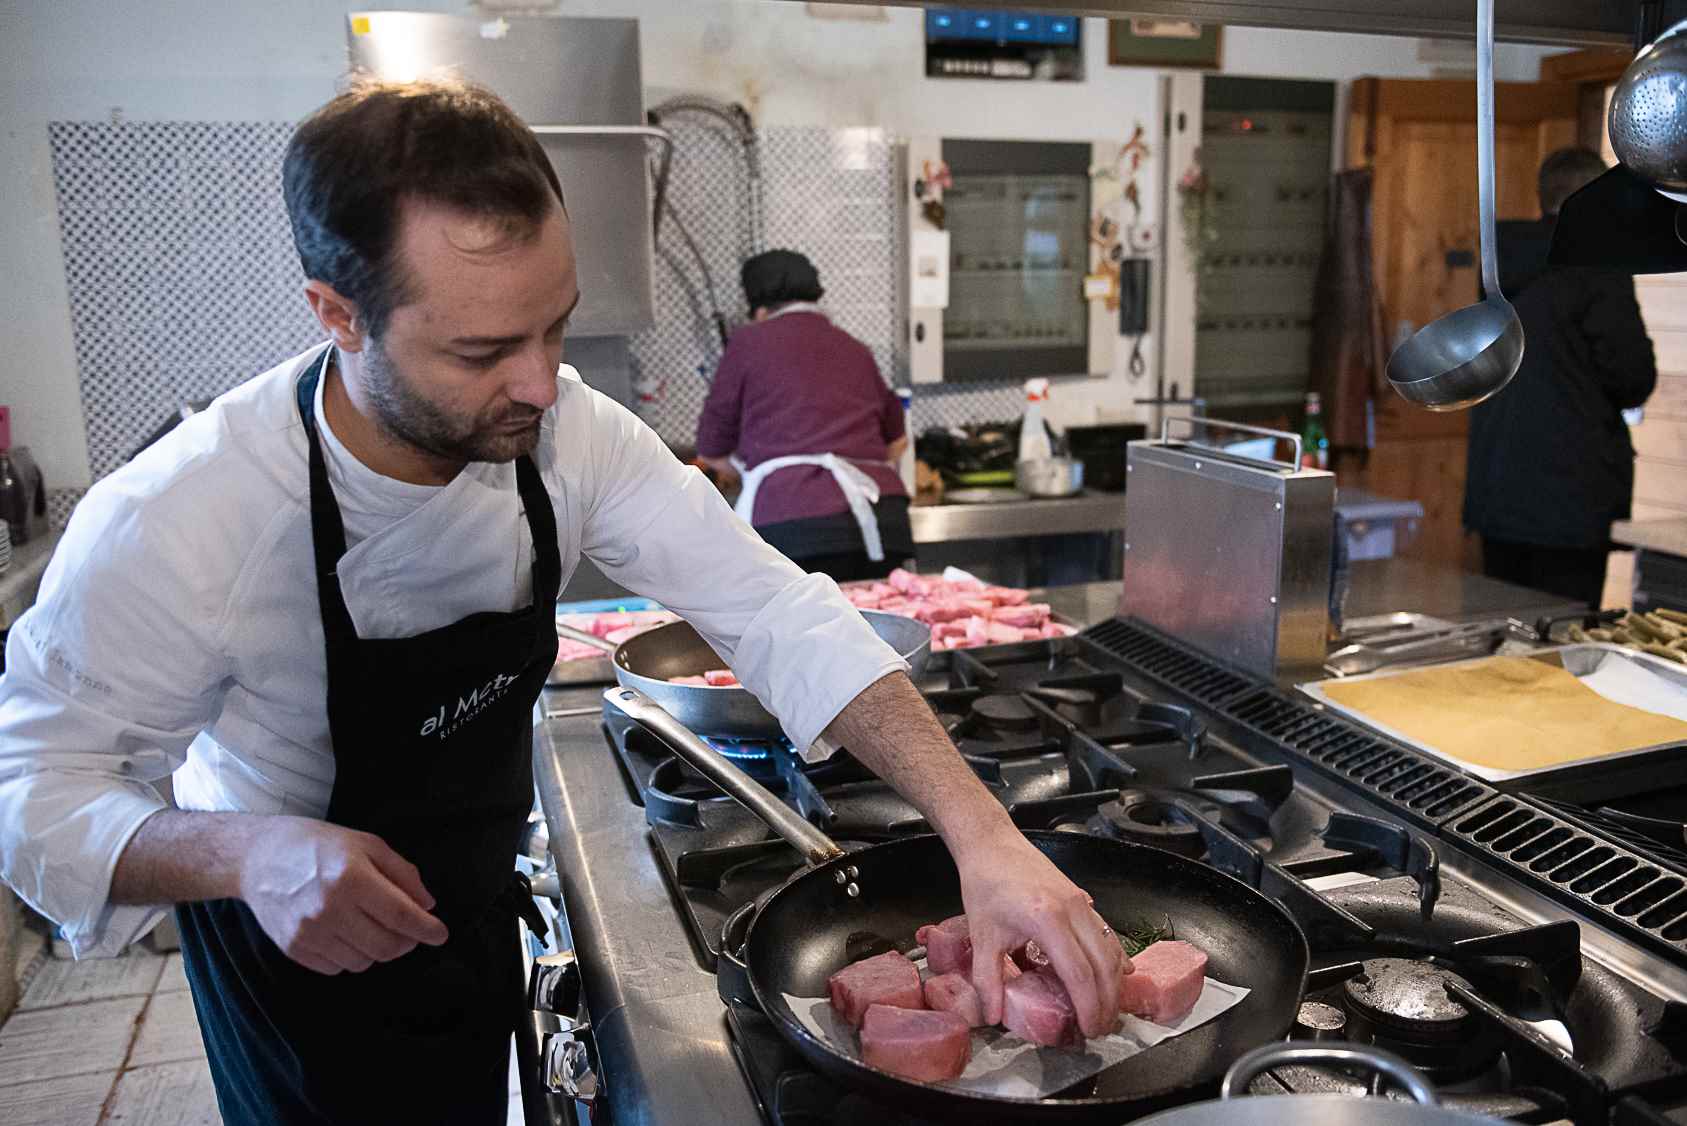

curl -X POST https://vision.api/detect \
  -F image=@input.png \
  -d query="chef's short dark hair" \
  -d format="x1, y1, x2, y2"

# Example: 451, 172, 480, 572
742, 249, 824, 313
283, 77, 565, 338
1538, 147, 1605, 216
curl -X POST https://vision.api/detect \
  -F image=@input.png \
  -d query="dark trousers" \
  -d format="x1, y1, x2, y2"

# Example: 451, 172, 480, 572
790, 550, 901, 583
1482, 537, 1609, 609
757, 498, 913, 583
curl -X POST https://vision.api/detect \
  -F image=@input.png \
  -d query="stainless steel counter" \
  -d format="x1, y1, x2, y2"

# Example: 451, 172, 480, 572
1613, 517, 1687, 558
1037, 560, 1579, 642
535, 694, 761, 1126
909, 490, 1125, 544
1341, 557, 1584, 626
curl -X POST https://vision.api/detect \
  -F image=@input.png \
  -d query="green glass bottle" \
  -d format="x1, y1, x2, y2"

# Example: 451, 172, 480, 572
1300, 392, 1329, 470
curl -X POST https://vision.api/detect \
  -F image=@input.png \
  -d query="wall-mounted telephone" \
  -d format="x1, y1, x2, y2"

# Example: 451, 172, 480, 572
1118, 257, 1151, 335
1118, 257, 1152, 377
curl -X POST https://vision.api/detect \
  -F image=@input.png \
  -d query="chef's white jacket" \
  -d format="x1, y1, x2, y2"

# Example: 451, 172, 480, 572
0, 344, 906, 957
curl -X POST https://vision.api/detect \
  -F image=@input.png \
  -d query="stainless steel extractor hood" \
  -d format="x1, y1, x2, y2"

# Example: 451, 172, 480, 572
778, 1, 1634, 47
348, 12, 659, 337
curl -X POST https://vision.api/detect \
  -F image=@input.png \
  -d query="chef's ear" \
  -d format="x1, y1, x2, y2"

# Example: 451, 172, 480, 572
303, 280, 367, 354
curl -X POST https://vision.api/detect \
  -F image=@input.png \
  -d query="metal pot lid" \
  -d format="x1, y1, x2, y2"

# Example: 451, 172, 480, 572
1131, 1043, 1507, 1126
1131, 1094, 1508, 1126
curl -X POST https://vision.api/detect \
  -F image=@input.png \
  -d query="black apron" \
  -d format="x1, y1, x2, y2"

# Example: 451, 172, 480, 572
176, 353, 560, 1125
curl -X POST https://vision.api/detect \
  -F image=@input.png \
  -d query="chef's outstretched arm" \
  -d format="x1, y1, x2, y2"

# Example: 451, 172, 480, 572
822, 671, 1125, 1037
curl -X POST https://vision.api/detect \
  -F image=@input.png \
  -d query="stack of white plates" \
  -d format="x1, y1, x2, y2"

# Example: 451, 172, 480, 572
0, 519, 11, 575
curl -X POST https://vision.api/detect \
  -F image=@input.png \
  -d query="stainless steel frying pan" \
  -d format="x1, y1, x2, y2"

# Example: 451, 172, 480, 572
557, 609, 931, 741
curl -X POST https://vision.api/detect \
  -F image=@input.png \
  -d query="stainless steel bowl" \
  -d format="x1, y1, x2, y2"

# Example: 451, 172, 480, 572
1015, 457, 1084, 498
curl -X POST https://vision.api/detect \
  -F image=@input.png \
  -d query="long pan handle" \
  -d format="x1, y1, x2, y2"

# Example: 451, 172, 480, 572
556, 622, 618, 655
604, 686, 847, 867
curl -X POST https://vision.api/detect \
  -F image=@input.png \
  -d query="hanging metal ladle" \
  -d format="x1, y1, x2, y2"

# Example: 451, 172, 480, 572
1384, 0, 1524, 411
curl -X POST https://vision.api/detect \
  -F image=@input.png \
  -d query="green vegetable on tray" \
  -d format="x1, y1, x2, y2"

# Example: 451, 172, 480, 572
1581, 611, 1687, 662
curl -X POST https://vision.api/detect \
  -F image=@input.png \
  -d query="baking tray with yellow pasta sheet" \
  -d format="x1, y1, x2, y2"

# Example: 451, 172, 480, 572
1298, 644, 1687, 782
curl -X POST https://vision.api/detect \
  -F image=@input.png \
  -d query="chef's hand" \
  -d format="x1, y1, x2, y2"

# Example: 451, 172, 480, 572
239, 816, 449, 975
956, 829, 1126, 1037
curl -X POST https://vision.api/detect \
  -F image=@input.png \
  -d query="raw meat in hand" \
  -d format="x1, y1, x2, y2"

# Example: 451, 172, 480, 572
1002, 967, 1084, 1049
923, 972, 985, 1027
915, 915, 972, 976
1010, 939, 1050, 972
1118, 940, 1208, 1025
860, 1004, 971, 1082
828, 951, 924, 1028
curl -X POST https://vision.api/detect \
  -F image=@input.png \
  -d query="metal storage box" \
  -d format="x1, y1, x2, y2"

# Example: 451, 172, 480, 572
1122, 419, 1335, 680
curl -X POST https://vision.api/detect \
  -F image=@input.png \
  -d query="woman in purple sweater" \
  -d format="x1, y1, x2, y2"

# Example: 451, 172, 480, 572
697, 250, 914, 581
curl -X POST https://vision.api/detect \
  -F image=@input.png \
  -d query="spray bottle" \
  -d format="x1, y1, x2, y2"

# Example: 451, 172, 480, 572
1018, 378, 1053, 462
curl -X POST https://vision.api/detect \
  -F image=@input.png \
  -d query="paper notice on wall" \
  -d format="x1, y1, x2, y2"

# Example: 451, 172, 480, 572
911, 229, 950, 309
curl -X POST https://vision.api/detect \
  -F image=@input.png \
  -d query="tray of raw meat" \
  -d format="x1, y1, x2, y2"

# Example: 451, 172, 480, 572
550, 599, 679, 686
839, 568, 1077, 652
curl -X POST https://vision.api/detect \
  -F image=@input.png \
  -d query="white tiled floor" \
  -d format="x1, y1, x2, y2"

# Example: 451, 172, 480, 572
1, 949, 530, 1125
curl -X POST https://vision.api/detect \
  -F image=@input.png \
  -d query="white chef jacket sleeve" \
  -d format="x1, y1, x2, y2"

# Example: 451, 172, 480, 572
569, 386, 907, 757
0, 482, 232, 957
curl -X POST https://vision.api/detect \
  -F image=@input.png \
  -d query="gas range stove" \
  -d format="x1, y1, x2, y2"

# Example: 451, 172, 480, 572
536, 622, 1687, 1125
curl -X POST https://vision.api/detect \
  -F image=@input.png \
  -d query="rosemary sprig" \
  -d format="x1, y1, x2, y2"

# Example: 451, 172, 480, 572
1118, 916, 1173, 957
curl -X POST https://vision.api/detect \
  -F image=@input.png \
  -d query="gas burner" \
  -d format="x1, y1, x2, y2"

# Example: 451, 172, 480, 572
1025, 684, 1102, 726
645, 742, 790, 827
1339, 957, 1502, 1083
969, 693, 1039, 731
1344, 958, 1476, 1042
1293, 1000, 1347, 1041
1094, 787, 1223, 858
706, 735, 787, 780
1021, 672, 1126, 727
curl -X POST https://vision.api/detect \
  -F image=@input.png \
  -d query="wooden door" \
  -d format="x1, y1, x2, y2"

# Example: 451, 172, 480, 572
1344, 78, 1579, 569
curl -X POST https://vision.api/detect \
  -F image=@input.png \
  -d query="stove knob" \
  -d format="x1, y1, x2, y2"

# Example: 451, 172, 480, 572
1293, 1001, 1347, 1041
542, 1028, 599, 1105
531, 949, 583, 1022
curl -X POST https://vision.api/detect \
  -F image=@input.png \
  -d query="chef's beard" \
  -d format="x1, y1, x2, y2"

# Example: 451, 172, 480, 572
360, 338, 544, 464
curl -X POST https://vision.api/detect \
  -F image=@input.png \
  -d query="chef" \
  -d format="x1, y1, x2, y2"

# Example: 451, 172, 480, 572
0, 79, 1122, 1125
696, 249, 914, 581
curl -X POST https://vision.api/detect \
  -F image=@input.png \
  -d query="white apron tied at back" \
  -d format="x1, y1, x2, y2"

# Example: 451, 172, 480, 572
732, 453, 886, 561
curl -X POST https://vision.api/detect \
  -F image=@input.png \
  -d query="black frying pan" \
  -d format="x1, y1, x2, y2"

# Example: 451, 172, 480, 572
607, 687, 1310, 1123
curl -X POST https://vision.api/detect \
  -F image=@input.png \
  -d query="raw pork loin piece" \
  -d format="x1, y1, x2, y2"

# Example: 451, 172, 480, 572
991, 603, 1051, 630
827, 950, 924, 1028
860, 1004, 971, 1082
1118, 940, 1208, 1024
915, 915, 972, 976
1001, 967, 1084, 1049
922, 972, 985, 1027
666, 669, 738, 686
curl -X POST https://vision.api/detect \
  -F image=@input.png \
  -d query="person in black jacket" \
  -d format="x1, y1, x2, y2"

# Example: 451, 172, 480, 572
1464, 147, 1657, 607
